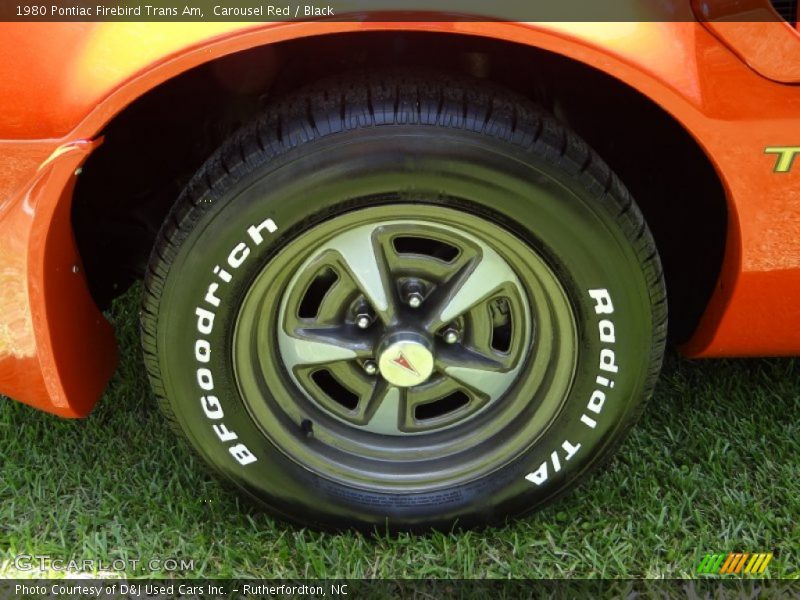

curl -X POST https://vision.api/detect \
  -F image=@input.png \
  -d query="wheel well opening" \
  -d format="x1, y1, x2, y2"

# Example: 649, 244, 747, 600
72, 30, 727, 344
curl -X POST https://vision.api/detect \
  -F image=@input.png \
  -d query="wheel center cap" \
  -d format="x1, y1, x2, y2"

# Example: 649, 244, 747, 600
378, 333, 434, 388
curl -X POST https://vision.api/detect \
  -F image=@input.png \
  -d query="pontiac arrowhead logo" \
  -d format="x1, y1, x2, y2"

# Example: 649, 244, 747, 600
392, 352, 420, 376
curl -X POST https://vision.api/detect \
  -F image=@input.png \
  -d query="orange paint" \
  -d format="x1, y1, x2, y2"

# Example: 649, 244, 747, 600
693, 0, 800, 83
0, 18, 798, 416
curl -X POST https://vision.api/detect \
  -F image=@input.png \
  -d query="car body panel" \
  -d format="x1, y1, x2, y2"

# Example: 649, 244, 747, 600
700, 20, 800, 83
693, 0, 800, 83
0, 17, 798, 416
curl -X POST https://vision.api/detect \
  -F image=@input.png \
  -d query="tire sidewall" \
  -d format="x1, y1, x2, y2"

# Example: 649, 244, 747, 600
155, 127, 654, 529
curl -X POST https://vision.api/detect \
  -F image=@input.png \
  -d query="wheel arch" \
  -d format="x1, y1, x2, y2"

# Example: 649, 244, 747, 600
33, 23, 732, 416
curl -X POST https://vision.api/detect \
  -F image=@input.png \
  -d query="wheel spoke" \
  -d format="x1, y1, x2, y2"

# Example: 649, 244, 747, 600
436, 344, 505, 371
436, 247, 518, 325
296, 326, 374, 353
324, 224, 395, 322
444, 366, 515, 399
436, 345, 513, 399
278, 329, 361, 369
362, 381, 403, 435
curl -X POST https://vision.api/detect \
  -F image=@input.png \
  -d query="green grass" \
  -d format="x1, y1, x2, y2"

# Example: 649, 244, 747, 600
1, 286, 798, 579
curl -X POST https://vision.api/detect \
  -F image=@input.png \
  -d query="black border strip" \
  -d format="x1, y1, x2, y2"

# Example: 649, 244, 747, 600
3, 579, 800, 599
0, 0, 796, 22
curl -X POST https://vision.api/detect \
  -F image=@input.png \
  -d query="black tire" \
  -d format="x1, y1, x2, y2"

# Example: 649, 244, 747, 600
141, 69, 666, 531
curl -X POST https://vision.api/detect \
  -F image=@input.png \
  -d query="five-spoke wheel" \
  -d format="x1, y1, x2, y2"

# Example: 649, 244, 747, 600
234, 205, 577, 491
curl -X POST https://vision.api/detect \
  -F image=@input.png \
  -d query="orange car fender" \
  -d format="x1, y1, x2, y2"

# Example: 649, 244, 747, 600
1, 20, 798, 416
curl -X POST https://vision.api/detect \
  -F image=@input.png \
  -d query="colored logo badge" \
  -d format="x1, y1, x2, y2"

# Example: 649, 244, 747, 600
697, 552, 773, 575
392, 352, 420, 377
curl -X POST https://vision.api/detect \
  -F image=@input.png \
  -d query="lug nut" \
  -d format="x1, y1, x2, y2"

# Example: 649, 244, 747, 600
407, 292, 424, 308
443, 329, 459, 344
356, 314, 371, 329
363, 360, 378, 375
